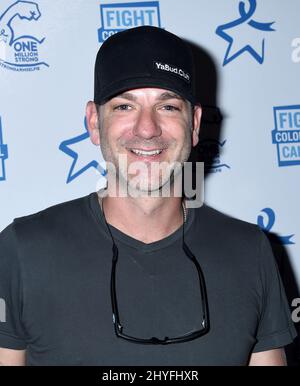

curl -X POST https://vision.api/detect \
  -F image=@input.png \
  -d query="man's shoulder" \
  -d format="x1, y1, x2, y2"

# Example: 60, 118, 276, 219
195, 205, 271, 268
11, 193, 95, 238
197, 203, 262, 240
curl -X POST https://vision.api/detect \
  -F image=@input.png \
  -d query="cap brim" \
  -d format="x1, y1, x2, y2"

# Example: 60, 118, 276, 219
94, 76, 196, 105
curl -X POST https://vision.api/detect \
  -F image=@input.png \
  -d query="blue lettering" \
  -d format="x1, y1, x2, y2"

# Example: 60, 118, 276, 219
106, 10, 115, 27
282, 146, 290, 158
14, 42, 22, 52
14, 41, 38, 52
22, 41, 31, 51
291, 146, 300, 157
275, 131, 300, 142
104, 8, 157, 30
122, 10, 133, 27
144, 10, 155, 25
279, 111, 300, 129
288, 112, 293, 127
133, 10, 145, 25
116, 10, 122, 27
279, 112, 287, 129
295, 112, 300, 128
31, 42, 37, 52
102, 30, 117, 41
282, 145, 300, 158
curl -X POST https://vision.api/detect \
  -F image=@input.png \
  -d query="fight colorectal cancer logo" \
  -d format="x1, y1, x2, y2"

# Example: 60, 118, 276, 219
98, 1, 162, 43
0, 1, 48, 71
272, 105, 300, 167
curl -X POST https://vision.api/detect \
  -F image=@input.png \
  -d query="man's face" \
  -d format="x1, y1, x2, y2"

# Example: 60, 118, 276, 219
88, 87, 201, 194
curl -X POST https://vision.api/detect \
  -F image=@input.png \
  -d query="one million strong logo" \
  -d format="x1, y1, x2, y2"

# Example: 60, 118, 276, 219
0, 0, 48, 70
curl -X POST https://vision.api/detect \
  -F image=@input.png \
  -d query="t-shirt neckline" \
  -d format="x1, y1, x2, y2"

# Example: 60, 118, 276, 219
89, 192, 195, 253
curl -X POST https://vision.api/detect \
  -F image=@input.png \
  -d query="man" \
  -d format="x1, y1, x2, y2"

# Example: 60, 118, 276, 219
0, 26, 297, 366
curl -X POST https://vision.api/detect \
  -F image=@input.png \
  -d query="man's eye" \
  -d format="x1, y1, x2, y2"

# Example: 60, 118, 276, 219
162, 105, 180, 111
113, 104, 132, 111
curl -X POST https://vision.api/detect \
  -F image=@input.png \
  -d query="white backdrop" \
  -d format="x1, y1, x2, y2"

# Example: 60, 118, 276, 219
0, 0, 299, 309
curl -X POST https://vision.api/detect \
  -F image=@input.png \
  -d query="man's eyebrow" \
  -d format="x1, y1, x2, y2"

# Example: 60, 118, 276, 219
114, 92, 137, 101
113, 91, 186, 102
157, 92, 185, 101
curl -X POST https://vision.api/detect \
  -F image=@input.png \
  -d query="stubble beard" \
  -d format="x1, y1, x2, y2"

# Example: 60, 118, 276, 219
99, 125, 192, 197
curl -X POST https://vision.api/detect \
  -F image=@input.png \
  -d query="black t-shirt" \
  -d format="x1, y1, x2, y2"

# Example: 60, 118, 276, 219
0, 193, 296, 365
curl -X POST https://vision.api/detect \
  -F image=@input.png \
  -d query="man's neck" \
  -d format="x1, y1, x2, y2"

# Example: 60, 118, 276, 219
98, 192, 185, 244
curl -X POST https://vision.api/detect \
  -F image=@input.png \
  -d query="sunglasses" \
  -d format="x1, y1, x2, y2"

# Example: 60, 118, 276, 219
102, 198, 210, 344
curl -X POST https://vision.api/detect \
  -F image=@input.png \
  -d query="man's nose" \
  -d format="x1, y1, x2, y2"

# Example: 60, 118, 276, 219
132, 108, 162, 139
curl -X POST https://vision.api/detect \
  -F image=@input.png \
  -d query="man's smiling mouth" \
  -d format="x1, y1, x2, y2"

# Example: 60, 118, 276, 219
129, 148, 164, 156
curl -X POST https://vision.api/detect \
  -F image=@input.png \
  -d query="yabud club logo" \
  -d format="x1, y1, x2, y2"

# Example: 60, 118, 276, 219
0, 0, 48, 71
216, 0, 275, 65
98, 1, 162, 43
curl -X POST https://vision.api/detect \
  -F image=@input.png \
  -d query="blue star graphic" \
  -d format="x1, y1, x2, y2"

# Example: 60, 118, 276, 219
59, 118, 107, 183
216, 0, 275, 65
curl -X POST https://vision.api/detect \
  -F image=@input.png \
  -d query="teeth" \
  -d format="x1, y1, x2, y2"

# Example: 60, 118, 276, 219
131, 149, 163, 156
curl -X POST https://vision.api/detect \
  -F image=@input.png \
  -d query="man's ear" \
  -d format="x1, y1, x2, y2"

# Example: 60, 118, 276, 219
192, 104, 202, 147
86, 101, 100, 146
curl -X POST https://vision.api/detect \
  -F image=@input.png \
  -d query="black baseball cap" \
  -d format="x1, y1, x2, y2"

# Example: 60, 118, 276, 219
94, 26, 196, 105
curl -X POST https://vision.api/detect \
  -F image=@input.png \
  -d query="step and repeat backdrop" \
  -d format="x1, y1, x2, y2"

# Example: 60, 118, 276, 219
0, 0, 299, 351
